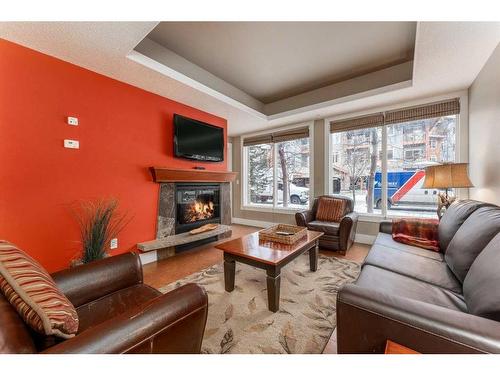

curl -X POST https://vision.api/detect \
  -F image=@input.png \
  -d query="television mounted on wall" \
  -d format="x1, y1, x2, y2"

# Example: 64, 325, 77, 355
173, 114, 224, 162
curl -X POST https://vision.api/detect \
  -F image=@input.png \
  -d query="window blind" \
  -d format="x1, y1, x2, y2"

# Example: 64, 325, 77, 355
242, 126, 309, 147
384, 98, 460, 125
242, 134, 273, 147
330, 113, 384, 133
329, 98, 460, 132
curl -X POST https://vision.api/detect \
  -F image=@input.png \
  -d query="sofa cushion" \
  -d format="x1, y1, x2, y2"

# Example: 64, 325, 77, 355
463, 233, 500, 321
0, 241, 79, 339
316, 197, 345, 222
76, 284, 161, 333
355, 265, 467, 312
374, 233, 444, 261
439, 200, 491, 252
444, 206, 500, 282
364, 244, 462, 293
307, 220, 339, 236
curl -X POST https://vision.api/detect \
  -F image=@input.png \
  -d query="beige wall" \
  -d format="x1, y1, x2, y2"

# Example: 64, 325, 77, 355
312, 119, 326, 198
468, 43, 500, 205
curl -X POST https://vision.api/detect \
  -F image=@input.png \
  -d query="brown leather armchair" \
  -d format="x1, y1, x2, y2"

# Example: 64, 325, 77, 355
0, 252, 208, 354
295, 195, 358, 254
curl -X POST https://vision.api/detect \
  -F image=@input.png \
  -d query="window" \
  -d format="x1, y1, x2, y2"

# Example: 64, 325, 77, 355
277, 138, 310, 208
246, 143, 274, 206
244, 127, 311, 210
387, 115, 456, 218
329, 98, 460, 219
331, 127, 382, 214
332, 152, 339, 163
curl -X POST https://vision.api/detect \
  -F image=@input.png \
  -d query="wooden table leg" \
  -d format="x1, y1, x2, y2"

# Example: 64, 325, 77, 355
266, 267, 281, 312
309, 241, 319, 272
224, 254, 235, 292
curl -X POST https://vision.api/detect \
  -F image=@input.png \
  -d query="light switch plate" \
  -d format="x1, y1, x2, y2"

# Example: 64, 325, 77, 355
67, 117, 79, 126
64, 139, 79, 149
110, 238, 118, 249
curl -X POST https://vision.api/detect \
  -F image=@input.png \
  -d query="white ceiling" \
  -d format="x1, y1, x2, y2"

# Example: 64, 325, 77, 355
0, 22, 499, 136
147, 22, 416, 103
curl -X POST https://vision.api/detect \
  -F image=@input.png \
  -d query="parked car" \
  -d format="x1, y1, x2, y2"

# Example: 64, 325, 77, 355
251, 183, 309, 205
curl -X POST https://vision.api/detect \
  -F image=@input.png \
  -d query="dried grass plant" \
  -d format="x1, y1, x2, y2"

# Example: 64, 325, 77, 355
72, 198, 131, 264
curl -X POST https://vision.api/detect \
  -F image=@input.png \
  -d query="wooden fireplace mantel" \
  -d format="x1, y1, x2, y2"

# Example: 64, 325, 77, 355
150, 167, 237, 183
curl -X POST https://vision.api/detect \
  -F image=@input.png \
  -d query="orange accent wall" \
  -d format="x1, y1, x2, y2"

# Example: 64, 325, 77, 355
0, 39, 228, 272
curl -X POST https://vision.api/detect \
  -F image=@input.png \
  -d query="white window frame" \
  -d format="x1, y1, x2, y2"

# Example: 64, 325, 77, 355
325, 90, 468, 222
241, 121, 314, 214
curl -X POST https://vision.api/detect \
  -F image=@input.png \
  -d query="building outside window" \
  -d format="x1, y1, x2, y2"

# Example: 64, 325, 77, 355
386, 115, 456, 217
331, 126, 382, 214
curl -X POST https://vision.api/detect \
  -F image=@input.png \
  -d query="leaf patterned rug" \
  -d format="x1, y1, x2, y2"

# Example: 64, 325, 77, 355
159, 253, 360, 354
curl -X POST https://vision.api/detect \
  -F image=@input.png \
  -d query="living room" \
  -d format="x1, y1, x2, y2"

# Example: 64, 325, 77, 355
1, 1, 500, 372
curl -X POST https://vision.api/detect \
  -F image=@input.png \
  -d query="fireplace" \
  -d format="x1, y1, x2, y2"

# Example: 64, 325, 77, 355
152, 175, 232, 258
175, 183, 221, 234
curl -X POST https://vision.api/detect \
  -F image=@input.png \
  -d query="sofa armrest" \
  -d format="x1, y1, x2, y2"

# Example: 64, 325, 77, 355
339, 212, 358, 251
295, 209, 314, 226
51, 252, 143, 308
337, 283, 500, 354
379, 220, 392, 234
42, 283, 208, 354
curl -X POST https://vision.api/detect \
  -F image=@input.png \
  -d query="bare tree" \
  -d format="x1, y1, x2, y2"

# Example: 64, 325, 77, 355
277, 140, 306, 207
278, 144, 289, 207
343, 131, 370, 204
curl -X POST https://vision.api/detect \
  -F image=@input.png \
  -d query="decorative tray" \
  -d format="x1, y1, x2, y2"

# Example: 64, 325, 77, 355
259, 224, 307, 245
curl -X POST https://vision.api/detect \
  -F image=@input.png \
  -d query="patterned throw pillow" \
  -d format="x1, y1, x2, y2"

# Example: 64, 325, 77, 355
0, 241, 78, 339
316, 197, 346, 222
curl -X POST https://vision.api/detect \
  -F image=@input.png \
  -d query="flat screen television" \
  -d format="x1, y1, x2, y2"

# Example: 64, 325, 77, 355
173, 114, 224, 162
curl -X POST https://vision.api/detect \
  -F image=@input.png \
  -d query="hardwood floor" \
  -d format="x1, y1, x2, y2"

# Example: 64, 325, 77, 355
142, 224, 370, 354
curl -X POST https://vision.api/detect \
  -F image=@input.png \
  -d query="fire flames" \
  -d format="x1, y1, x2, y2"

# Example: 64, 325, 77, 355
184, 199, 215, 223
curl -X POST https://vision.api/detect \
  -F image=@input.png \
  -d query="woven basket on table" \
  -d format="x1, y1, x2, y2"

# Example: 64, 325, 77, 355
259, 224, 308, 245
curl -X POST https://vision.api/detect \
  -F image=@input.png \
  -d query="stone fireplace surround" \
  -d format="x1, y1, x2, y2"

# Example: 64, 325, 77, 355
137, 168, 237, 264
156, 182, 231, 239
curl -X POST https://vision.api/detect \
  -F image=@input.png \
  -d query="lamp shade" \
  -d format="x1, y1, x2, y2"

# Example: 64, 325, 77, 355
423, 163, 473, 189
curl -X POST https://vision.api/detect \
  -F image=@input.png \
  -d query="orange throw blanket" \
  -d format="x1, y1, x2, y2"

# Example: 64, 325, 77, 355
392, 218, 440, 252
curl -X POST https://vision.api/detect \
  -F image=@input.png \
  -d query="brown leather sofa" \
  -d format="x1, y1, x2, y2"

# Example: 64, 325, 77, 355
336, 200, 500, 353
0, 252, 208, 354
296, 195, 358, 254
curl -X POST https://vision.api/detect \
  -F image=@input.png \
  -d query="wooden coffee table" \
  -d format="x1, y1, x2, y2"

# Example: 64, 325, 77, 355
215, 229, 323, 312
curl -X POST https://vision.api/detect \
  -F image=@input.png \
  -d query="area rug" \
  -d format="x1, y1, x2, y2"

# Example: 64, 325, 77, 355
159, 253, 360, 354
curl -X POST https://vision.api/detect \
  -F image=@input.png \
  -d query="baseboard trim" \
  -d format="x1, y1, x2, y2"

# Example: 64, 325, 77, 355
354, 233, 376, 245
232, 217, 275, 228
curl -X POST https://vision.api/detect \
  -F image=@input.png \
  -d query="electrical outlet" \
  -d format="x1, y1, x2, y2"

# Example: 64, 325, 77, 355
110, 238, 118, 250
63, 139, 79, 149
67, 117, 79, 126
